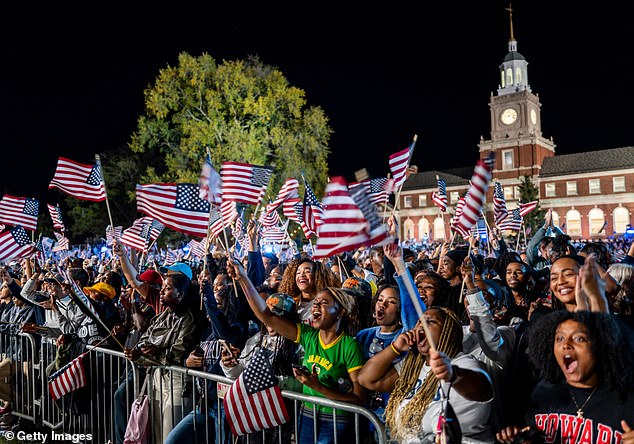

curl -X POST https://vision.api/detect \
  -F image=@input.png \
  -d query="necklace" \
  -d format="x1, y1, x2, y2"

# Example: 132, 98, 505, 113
568, 386, 598, 418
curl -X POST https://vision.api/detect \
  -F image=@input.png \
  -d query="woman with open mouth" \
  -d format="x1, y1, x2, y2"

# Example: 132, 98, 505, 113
357, 307, 494, 443
497, 310, 634, 444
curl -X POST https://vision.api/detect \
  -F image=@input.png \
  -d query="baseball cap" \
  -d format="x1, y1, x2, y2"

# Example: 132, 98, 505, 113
138, 269, 163, 286
159, 262, 193, 280
83, 282, 116, 299
266, 293, 297, 318
43, 273, 64, 285
342, 277, 372, 300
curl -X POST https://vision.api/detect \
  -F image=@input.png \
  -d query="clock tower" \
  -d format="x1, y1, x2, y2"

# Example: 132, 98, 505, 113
479, 5, 555, 180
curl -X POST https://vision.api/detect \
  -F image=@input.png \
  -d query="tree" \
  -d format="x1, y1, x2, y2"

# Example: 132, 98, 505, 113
518, 175, 545, 234
129, 53, 332, 197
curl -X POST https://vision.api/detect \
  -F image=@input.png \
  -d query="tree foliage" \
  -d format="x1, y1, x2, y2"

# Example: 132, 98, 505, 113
518, 175, 545, 233
129, 53, 332, 196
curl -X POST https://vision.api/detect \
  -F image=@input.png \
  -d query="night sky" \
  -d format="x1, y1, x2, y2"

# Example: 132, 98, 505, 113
2, 2, 634, 203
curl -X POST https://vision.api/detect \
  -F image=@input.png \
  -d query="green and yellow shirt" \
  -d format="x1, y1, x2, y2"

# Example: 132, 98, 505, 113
294, 322, 365, 413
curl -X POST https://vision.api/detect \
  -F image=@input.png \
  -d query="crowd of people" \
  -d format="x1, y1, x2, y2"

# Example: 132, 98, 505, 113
0, 209, 633, 444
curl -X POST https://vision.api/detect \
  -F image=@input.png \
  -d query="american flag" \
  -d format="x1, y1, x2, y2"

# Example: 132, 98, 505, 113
471, 218, 488, 238
265, 178, 299, 215
349, 178, 394, 206
187, 239, 208, 259
261, 220, 289, 243
0, 226, 36, 261
47, 204, 65, 232
519, 200, 539, 218
283, 198, 314, 239
431, 178, 448, 212
493, 182, 509, 226
34, 235, 46, 266
221, 162, 273, 206
0, 195, 39, 231
498, 208, 522, 231
223, 349, 289, 436
199, 154, 223, 206
136, 183, 210, 238
451, 154, 495, 237
163, 249, 177, 266
313, 177, 377, 259
209, 201, 238, 239
105, 225, 123, 246
48, 353, 87, 400
232, 213, 245, 241
48, 157, 106, 202
52, 232, 70, 251
302, 178, 323, 233
389, 137, 416, 190
258, 207, 281, 228
349, 186, 391, 247
121, 217, 161, 252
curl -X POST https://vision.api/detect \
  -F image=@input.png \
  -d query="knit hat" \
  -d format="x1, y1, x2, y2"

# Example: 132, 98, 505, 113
445, 249, 468, 267
266, 293, 297, 318
83, 282, 116, 299
138, 269, 163, 286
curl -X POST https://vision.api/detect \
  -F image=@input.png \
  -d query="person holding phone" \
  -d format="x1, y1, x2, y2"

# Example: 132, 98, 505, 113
227, 259, 366, 444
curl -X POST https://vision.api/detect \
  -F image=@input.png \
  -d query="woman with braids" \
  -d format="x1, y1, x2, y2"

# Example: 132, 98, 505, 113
226, 259, 366, 444
497, 310, 634, 444
278, 257, 341, 323
357, 307, 494, 443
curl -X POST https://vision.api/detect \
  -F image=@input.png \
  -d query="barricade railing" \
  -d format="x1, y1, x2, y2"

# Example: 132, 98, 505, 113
4, 338, 388, 444
0, 332, 39, 424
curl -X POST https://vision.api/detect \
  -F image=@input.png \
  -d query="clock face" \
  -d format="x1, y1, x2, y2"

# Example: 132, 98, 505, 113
501, 108, 518, 125
530, 109, 537, 125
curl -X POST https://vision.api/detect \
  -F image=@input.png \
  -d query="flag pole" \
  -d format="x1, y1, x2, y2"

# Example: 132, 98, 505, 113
516, 219, 523, 251
459, 233, 474, 303
390, 134, 418, 220
398, 263, 436, 351
95, 155, 115, 230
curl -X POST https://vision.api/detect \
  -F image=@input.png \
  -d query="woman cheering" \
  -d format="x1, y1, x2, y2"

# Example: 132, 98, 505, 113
226, 259, 366, 444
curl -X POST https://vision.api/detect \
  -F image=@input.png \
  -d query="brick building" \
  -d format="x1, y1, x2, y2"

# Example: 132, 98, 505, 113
397, 18, 634, 242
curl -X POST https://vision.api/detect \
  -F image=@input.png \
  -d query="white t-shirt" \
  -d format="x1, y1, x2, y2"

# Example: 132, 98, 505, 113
394, 353, 494, 444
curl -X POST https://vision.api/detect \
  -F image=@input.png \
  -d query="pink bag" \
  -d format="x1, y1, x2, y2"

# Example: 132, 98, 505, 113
123, 377, 149, 444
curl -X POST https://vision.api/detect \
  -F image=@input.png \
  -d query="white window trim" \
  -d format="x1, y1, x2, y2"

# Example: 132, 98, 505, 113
566, 181, 578, 196
502, 149, 514, 170
545, 183, 556, 197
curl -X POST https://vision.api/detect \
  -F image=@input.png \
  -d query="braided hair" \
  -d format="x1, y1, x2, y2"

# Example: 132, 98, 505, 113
385, 307, 463, 441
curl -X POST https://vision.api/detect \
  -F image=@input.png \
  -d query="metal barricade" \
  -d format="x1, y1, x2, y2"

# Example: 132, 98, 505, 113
8, 341, 388, 444
0, 332, 39, 423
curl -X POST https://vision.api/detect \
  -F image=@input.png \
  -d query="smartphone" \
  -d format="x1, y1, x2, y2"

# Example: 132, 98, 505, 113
292, 364, 311, 374
193, 345, 204, 357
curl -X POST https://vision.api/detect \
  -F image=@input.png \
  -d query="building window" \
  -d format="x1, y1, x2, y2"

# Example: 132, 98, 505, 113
450, 191, 460, 203
565, 209, 582, 236
506, 68, 513, 85
515, 67, 522, 84
545, 183, 556, 197
403, 196, 412, 208
588, 208, 606, 235
433, 217, 445, 240
418, 218, 430, 240
613, 206, 630, 233
613, 176, 626, 192
403, 219, 415, 240
504, 186, 514, 201
588, 179, 601, 194
552, 211, 560, 228
500, 70, 505, 88
502, 150, 514, 170
514, 186, 521, 200
419, 195, 427, 207
566, 181, 578, 196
